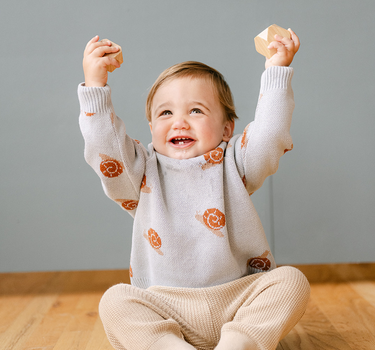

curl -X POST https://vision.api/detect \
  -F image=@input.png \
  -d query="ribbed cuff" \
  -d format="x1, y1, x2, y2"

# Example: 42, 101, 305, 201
260, 66, 294, 93
77, 83, 114, 114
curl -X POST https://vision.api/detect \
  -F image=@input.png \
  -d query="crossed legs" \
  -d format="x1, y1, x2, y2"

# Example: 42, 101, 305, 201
99, 266, 310, 350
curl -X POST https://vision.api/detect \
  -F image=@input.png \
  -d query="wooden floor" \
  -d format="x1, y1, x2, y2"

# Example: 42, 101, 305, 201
1, 263, 374, 350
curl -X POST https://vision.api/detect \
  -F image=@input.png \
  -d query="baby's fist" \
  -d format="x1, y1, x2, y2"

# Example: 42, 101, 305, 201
83, 36, 121, 87
265, 29, 300, 69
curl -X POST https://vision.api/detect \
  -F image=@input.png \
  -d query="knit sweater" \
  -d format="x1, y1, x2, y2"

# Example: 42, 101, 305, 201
78, 66, 295, 289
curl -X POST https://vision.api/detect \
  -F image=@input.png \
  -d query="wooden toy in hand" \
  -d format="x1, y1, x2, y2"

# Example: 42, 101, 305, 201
254, 24, 291, 59
100, 39, 123, 72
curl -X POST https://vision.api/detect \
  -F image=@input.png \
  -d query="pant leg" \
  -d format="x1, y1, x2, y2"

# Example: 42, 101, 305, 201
99, 283, 186, 350
98, 282, 218, 350
216, 266, 310, 350
148, 285, 221, 350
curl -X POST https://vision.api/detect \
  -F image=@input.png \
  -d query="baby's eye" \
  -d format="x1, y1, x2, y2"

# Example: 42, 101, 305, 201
161, 110, 172, 116
190, 108, 203, 114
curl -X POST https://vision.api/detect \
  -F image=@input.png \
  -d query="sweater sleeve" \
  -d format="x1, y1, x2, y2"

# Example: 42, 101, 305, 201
236, 66, 295, 195
78, 83, 148, 216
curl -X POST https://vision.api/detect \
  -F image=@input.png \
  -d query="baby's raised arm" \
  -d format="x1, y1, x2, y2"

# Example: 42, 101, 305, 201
79, 36, 148, 214
237, 30, 300, 194
265, 29, 300, 69
83, 36, 121, 87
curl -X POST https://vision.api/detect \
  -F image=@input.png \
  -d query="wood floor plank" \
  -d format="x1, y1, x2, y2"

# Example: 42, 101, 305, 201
0, 295, 34, 333
311, 283, 375, 350
277, 322, 318, 350
51, 293, 102, 349
64, 293, 101, 332
84, 317, 112, 350
52, 330, 89, 350
278, 297, 352, 350
350, 281, 375, 309
21, 294, 81, 349
99, 338, 117, 350
0, 294, 57, 350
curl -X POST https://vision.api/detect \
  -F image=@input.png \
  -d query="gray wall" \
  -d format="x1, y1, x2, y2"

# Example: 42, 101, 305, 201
1, 1, 374, 272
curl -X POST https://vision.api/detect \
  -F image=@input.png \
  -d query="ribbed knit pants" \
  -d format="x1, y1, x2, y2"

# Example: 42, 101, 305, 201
99, 266, 310, 350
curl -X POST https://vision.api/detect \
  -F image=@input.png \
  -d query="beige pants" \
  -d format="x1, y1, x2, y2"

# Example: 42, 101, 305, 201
99, 266, 310, 350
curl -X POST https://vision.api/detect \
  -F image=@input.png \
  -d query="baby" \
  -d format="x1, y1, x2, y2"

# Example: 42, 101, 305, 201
79, 30, 310, 350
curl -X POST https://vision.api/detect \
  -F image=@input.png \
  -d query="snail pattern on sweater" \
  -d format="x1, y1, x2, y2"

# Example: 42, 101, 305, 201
143, 228, 164, 256
247, 250, 272, 271
195, 208, 226, 237
140, 175, 152, 193
201, 147, 224, 170
99, 154, 124, 178
115, 199, 139, 211
79, 66, 295, 289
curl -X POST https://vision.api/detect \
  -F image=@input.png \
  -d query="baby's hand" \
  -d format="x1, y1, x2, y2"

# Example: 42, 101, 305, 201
83, 36, 121, 87
265, 29, 300, 69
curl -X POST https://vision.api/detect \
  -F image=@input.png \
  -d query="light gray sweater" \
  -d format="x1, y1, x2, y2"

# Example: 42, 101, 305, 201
78, 66, 295, 289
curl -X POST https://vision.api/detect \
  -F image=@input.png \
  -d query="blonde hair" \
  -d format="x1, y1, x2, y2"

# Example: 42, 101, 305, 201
146, 61, 238, 122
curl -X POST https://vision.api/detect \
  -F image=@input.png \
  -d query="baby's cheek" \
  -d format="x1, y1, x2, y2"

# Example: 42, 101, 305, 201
151, 137, 163, 153
150, 125, 164, 145
202, 125, 224, 147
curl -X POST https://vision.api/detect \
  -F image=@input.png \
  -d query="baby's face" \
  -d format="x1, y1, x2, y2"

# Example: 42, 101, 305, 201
149, 77, 234, 160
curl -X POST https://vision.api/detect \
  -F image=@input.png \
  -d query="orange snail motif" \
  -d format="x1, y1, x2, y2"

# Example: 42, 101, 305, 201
143, 228, 163, 255
141, 175, 147, 189
196, 208, 225, 237
204, 147, 224, 164
121, 200, 138, 211
202, 147, 224, 170
99, 154, 124, 178
247, 250, 271, 271
203, 208, 226, 230
140, 175, 152, 193
148, 228, 162, 249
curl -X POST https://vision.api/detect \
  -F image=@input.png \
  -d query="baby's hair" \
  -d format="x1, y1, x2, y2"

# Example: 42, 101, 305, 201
146, 61, 238, 122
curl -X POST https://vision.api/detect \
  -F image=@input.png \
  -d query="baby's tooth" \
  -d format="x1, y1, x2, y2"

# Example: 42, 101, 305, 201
179, 141, 184, 145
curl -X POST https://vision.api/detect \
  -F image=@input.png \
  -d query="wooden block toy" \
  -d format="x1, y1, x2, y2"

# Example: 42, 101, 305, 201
254, 24, 291, 59
101, 39, 123, 72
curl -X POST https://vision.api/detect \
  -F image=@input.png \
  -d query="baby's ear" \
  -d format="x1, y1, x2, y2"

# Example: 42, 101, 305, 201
222, 120, 235, 142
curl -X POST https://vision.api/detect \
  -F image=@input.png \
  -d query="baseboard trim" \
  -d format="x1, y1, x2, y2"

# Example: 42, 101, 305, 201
290, 262, 375, 283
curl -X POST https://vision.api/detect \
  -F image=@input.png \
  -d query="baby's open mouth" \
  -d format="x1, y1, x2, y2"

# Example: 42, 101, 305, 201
170, 137, 195, 145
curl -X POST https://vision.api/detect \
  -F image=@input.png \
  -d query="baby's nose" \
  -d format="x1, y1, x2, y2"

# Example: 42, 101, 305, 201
172, 115, 190, 129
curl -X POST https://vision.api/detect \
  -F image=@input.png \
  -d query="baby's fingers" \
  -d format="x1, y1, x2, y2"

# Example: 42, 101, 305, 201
84, 35, 101, 55
288, 29, 300, 53
95, 44, 120, 58
272, 34, 294, 52
268, 39, 285, 52
84, 37, 116, 57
